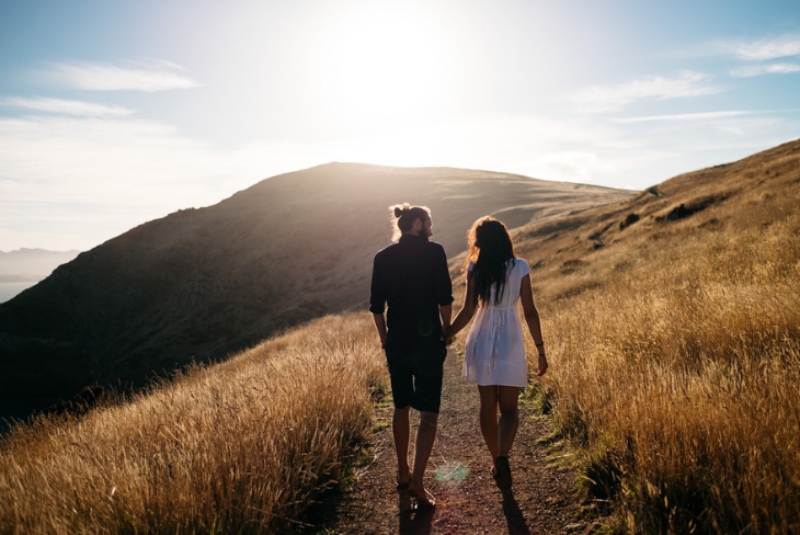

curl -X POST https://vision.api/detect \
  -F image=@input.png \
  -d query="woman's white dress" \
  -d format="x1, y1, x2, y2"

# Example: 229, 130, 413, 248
463, 258, 530, 387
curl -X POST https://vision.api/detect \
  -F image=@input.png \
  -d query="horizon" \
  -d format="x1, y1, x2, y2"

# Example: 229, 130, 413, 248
1, 0, 799, 251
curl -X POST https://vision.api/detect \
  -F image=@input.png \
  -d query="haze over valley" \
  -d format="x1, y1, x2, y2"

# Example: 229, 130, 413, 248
0, 249, 80, 303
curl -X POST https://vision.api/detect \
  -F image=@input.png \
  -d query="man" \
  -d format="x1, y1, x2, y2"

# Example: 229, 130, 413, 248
369, 203, 453, 510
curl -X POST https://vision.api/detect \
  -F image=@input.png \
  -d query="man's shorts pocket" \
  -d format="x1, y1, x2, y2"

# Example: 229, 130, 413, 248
412, 344, 447, 378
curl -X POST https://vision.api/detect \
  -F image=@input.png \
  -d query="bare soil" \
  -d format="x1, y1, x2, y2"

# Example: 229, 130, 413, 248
312, 350, 595, 535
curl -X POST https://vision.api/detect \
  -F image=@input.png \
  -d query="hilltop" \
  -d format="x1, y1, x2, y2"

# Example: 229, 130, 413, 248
0, 164, 630, 401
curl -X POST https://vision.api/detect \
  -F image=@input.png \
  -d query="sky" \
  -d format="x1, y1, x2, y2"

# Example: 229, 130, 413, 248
1, 0, 799, 252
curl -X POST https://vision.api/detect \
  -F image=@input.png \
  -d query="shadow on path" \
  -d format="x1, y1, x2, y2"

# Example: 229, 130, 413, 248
396, 489, 435, 534
502, 490, 532, 535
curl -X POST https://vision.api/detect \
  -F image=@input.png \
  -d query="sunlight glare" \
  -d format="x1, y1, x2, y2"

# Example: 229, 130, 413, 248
324, 4, 449, 127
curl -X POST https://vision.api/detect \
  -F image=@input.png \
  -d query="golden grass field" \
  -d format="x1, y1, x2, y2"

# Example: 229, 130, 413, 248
517, 139, 800, 533
1, 140, 799, 533
0, 315, 385, 534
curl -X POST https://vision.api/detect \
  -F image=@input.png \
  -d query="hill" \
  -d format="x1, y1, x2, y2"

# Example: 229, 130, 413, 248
505, 138, 800, 532
0, 163, 630, 401
510, 138, 800, 280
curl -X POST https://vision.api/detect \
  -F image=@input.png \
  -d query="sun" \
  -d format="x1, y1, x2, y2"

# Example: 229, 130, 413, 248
323, 4, 450, 127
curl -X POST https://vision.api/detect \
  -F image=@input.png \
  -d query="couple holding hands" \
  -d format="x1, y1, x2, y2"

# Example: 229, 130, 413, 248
370, 203, 548, 511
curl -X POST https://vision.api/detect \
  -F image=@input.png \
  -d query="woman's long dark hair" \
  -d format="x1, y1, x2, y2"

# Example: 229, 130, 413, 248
465, 216, 515, 306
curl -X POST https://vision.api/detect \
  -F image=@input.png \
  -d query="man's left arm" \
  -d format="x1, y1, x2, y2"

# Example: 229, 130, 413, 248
439, 304, 452, 332
434, 245, 454, 331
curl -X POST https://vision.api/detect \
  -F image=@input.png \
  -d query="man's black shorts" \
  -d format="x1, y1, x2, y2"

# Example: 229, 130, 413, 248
385, 345, 447, 413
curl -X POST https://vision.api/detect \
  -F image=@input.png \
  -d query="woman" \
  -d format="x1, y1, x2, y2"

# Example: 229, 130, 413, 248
447, 216, 548, 490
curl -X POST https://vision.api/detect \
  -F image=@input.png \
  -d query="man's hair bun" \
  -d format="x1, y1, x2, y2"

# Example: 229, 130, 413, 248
393, 203, 411, 218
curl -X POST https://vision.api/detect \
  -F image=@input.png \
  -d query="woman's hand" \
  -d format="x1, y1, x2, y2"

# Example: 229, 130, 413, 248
536, 354, 548, 376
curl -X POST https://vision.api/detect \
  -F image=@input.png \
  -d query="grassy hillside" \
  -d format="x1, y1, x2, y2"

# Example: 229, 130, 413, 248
0, 313, 384, 534
0, 163, 629, 401
1, 139, 798, 533
511, 138, 800, 533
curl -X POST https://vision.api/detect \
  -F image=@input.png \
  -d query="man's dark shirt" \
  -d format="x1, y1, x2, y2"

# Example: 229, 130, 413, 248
370, 234, 454, 350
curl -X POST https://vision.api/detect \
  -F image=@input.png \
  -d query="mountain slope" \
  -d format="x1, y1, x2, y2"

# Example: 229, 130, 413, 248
503, 138, 800, 532
0, 163, 630, 399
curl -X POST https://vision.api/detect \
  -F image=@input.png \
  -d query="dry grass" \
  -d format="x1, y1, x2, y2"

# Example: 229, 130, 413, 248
523, 159, 800, 532
0, 313, 385, 534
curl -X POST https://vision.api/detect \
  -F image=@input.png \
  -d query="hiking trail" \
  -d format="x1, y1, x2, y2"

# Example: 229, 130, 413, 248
315, 347, 596, 534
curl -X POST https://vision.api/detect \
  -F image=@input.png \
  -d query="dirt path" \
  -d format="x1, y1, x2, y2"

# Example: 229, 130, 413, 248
315, 349, 591, 535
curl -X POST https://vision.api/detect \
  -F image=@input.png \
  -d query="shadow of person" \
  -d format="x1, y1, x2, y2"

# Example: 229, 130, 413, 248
502, 490, 532, 535
397, 490, 435, 535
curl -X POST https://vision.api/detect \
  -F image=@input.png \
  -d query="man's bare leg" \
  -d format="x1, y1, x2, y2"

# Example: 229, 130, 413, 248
408, 411, 438, 504
393, 406, 411, 485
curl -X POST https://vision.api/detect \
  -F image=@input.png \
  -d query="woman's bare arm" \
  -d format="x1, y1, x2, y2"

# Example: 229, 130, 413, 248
520, 273, 548, 376
447, 274, 477, 340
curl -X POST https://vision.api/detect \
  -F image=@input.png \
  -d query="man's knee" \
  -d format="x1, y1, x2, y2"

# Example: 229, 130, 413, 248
419, 411, 439, 429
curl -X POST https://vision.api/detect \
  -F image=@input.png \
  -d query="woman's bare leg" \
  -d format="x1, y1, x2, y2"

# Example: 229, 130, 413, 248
478, 385, 500, 460
497, 386, 520, 457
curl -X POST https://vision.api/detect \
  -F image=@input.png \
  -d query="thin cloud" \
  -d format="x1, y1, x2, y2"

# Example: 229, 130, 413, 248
508, 151, 618, 183
0, 97, 134, 117
717, 34, 800, 61
569, 72, 721, 114
731, 63, 800, 77
617, 111, 751, 124
48, 60, 201, 92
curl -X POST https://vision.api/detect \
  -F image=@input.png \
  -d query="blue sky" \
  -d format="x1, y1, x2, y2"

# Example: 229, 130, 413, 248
1, 0, 799, 251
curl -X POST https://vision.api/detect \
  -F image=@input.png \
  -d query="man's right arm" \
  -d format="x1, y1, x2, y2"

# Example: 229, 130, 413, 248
369, 255, 387, 348
372, 313, 388, 348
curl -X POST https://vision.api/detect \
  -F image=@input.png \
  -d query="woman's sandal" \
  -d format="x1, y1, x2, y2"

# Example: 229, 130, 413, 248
493, 456, 512, 490
408, 479, 436, 511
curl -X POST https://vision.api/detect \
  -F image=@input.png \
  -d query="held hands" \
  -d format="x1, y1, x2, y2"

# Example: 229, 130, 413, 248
443, 325, 455, 346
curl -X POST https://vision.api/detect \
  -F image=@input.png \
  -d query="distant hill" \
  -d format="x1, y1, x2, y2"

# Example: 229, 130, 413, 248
0, 249, 80, 283
0, 163, 630, 400
508, 139, 800, 285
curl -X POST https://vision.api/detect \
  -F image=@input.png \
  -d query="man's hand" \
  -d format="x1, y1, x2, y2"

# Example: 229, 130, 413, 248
443, 325, 455, 346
